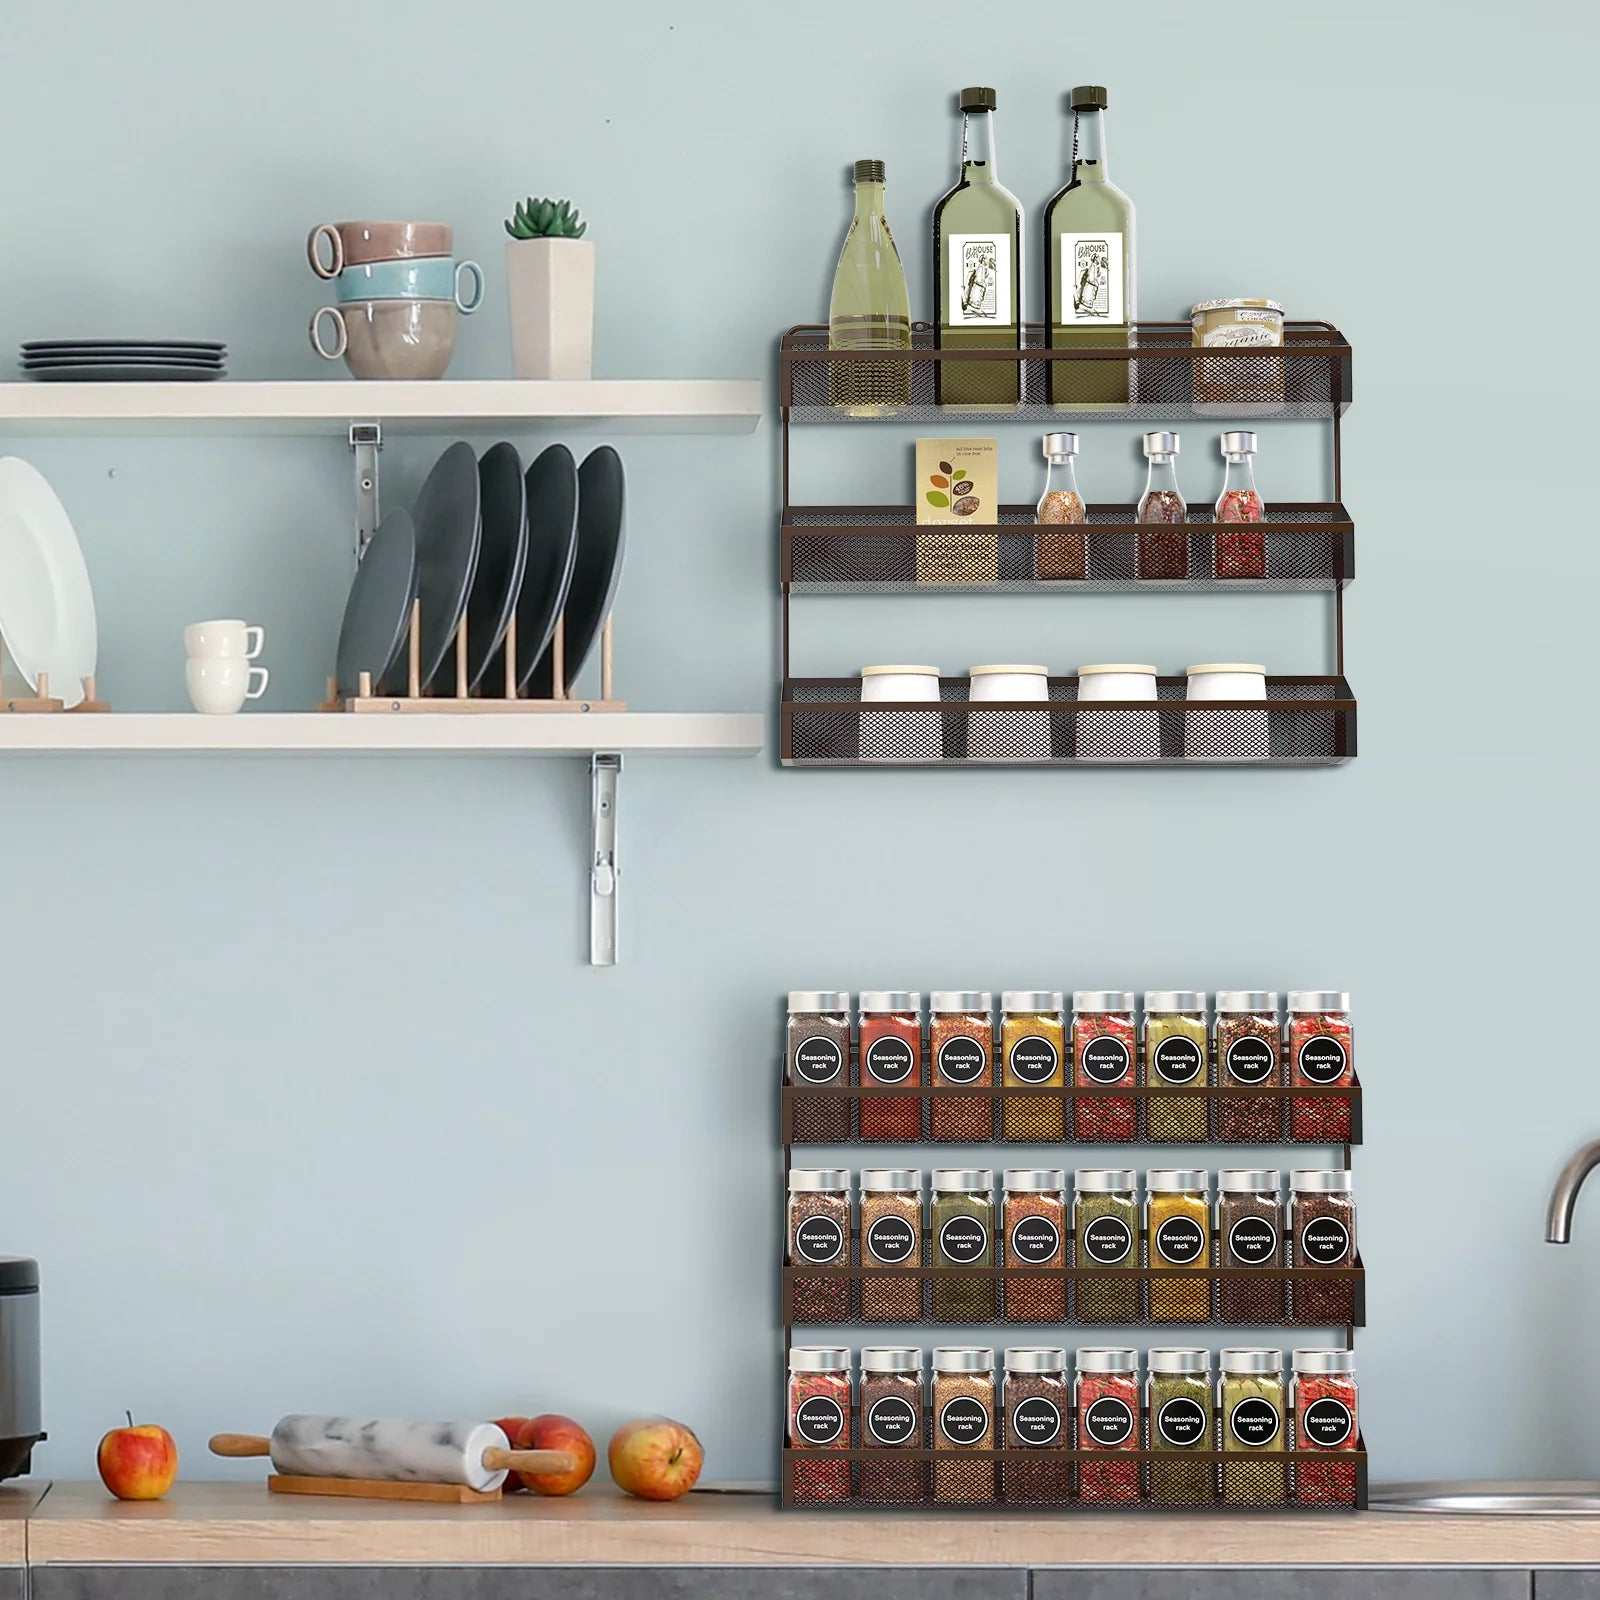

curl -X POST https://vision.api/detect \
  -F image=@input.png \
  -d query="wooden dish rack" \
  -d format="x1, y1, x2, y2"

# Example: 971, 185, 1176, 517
0, 672, 108, 713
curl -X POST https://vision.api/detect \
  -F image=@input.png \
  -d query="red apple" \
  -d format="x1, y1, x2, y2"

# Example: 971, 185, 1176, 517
512, 1414, 595, 1496
608, 1417, 703, 1501
97, 1413, 178, 1501
493, 1417, 533, 1491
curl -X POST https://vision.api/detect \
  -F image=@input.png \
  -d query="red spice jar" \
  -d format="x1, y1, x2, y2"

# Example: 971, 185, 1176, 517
787, 1346, 853, 1503
859, 991, 924, 1142
1075, 1346, 1141, 1504
1002, 1168, 1067, 1323
1292, 1347, 1359, 1505
1215, 991, 1283, 1143
1213, 430, 1266, 579
1287, 991, 1354, 1142
930, 991, 995, 1142
1073, 991, 1138, 1141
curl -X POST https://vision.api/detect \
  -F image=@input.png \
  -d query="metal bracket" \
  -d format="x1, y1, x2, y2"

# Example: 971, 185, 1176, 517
590, 753, 621, 966
349, 422, 382, 556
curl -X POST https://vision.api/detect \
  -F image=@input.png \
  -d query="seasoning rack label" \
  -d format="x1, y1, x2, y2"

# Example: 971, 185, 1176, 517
1083, 1395, 1135, 1447
1299, 1216, 1351, 1265
866, 1394, 919, 1445
866, 1214, 918, 1264
793, 1036, 845, 1084
1297, 1034, 1349, 1083
1081, 1215, 1133, 1265
1009, 1035, 1060, 1085
1080, 1036, 1132, 1085
793, 1214, 846, 1264
1300, 1397, 1354, 1448
1156, 1396, 1209, 1448
1229, 1396, 1282, 1448
1010, 1395, 1063, 1445
939, 1395, 990, 1445
1225, 1035, 1276, 1085
938, 1214, 990, 1264
794, 1395, 846, 1445
1154, 1214, 1207, 1265
865, 1036, 916, 1084
936, 1035, 988, 1084
1152, 1035, 1204, 1085
1008, 1215, 1062, 1265
1227, 1216, 1280, 1265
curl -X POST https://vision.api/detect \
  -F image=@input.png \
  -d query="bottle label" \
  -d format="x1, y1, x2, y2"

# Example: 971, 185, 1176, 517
1154, 1214, 1207, 1265
937, 1033, 988, 1085
865, 1034, 916, 1085
1203, 322, 1278, 347
1008, 1214, 1061, 1265
948, 234, 1012, 326
793, 1212, 845, 1265
1080, 1213, 1133, 1265
866, 1394, 919, 1446
1152, 1034, 1205, 1086
1080, 1034, 1131, 1085
1297, 1033, 1349, 1084
1010, 1395, 1062, 1446
792, 1034, 844, 1085
1059, 232, 1124, 326
866, 1213, 918, 1265
939, 1394, 990, 1445
793, 1395, 845, 1445
1299, 1216, 1351, 1265
1083, 1395, 1135, 1446
1009, 1033, 1059, 1085
1229, 1396, 1282, 1448
1157, 1396, 1209, 1448
1227, 1215, 1280, 1266
1225, 1034, 1276, 1086
938, 1213, 990, 1264
1300, 1396, 1354, 1448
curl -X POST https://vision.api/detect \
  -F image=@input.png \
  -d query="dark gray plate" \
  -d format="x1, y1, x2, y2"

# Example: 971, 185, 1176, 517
462, 443, 529, 692
23, 339, 225, 352
23, 355, 224, 368
336, 507, 418, 696
490, 444, 579, 694
529, 445, 625, 698
25, 365, 226, 382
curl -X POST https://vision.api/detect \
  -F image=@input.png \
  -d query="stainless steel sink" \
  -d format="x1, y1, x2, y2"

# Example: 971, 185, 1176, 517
1372, 1481, 1600, 1514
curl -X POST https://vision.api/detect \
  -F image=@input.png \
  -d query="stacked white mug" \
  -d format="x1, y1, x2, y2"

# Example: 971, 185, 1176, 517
185, 620, 268, 714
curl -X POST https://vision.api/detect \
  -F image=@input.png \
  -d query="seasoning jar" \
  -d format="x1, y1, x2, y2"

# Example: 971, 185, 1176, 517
787, 1346, 853, 1503
1292, 1348, 1359, 1505
860, 1169, 923, 1323
858, 991, 923, 1143
1075, 663, 1161, 761
1142, 991, 1209, 1142
1287, 991, 1355, 1142
967, 664, 1051, 762
932, 1346, 996, 1504
931, 1169, 996, 1323
1217, 1169, 1285, 1325
860, 1346, 926, 1504
1072, 1168, 1140, 1324
1000, 991, 1065, 1142
1148, 1347, 1215, 1506
786, 991, 852, 1144
930, 991, 994, 1142
1075, 1346, 1141, 1504
1146, 1168, 1211, 1324
1214, 431, 1266, 578
1137, 431, 1188, 579
1003, 1346, 1071, 1504
1191, 297, 1286, 413
1002, 1169, 1066, 1323
1185, 663, 1269, 762
787, 1168, 852, 1324
1072, 991, 1137, 1141
859, 665, 942, 762
1214, 991, 1282, 1143
1219, 1347, 1287, 1505
1289, 1170, 1356, 1326
1036, 432, 1086, 582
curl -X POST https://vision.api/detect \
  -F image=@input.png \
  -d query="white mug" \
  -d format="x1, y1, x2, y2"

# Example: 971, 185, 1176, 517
185, 619, 264, 660
186, 657, 269, 715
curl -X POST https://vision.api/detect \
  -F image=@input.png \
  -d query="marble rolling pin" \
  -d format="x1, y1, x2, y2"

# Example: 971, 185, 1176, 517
210, 1415, 576, 1496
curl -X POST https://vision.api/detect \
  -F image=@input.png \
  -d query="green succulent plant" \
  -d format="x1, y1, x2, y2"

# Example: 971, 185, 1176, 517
505, 197, 588, 240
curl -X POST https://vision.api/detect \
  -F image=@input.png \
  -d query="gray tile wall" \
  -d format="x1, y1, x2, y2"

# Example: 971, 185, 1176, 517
1036, 1573, 1531, 1600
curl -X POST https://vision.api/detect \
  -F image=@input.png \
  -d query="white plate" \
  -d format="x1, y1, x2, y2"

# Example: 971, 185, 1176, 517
0, 458, 98, 705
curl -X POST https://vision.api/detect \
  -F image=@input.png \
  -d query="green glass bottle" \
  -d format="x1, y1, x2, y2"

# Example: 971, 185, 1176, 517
828, 159, 912, 416
933, 87, 1022, 408
1044, 85, 1136, 408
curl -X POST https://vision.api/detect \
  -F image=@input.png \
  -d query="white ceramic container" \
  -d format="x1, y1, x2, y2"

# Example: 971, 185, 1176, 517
1075, 662, 1160, 760
860, 665, 942, 762
967, 663, 1050, 761
1185, 662, 1269, 761
506, 238, 596, 379
184, 619, 263, 660
186, 656, 268, 714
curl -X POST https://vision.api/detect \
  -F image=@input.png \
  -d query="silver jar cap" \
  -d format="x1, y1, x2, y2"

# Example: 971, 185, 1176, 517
789, 1168, 851, 1192
1005, 1346, 1067, 1373
1220, 1168, 1281, 1194
1042, 431, 1080, 461
933, 1168, 994, 1193
1147, 1168, 1208, 1192
1288, 991, 1349, 1012
788, 990, 850, 1013
860, 990, 923, 1014
931, 990, 994, 1013
1143, 430, 1180, 457
862, 1346, 924, 1373
1149, 1347, 1212, 1375
934, 1346, 995, 1373
862, 1168, 922, 1192
1002, 990, 1063, 1012
1004, 1168, 1066, 1192
1216, 990, 1279, 1013
1292, 1348, 1355, 1375
1291, 1169, 1354, 1193
790, 1346, 852, 1372
1220, 430, 1257, 456
1221, 1348, 1284, 1375
1074, 990, 1135, 1012
1076, 1347, 1139, 1374
1145, 991, 1207, 1013
1075, 1168, 1137, 1192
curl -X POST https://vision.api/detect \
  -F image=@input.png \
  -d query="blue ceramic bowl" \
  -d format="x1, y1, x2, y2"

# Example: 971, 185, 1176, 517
335, 256, 483, 312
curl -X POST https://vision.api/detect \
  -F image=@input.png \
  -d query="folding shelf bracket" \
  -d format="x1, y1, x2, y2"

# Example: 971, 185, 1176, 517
349, 422, 382, 556
590, 753, 621, 966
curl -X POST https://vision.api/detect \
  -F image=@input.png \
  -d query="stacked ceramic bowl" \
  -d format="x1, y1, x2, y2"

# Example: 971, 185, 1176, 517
308, 221, 482, 379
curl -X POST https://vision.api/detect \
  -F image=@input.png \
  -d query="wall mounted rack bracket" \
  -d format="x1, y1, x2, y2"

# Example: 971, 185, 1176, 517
590, 752, 622, 966
349, 422, 382, 556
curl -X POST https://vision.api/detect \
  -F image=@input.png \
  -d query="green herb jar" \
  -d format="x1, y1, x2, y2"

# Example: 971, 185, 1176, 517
932, 1169, 995, 1322
1072, 1169, 1140, 1323
1220, 1347, 1286, 1506
1147, 1347, 1214, 1506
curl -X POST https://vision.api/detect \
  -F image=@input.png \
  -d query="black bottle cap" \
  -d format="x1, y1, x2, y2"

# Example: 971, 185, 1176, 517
853, 159, 886, 183
1071, 85, 1108, 110
959, 87, 997, 111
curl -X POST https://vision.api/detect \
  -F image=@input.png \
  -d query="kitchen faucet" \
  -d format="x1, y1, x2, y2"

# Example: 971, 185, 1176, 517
1545, 1140, 1600, 1243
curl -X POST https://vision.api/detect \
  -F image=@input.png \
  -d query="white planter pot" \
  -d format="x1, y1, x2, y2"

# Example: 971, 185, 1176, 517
505, 237, 595, 379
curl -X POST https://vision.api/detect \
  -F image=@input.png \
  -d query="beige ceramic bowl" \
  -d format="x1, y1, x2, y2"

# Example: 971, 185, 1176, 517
307, 220, 453, 277
310, 298, 458, 380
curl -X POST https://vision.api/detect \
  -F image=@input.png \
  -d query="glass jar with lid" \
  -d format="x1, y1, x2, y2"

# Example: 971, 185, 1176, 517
1137, 431, 1188, 578
1072, 1168, 1140, 1323
1288, 991, 1354, 1142
1073, 991, 1137, 1142
1003, 1346, 1071, 1504
860, 1346, 926, 1504
787, 1168, 852, 1324
931, 1169, 995, 1322
786, 990, 852, 1144
1292, 1347, 1359, 1505
787, 1346, 853, 1503
932, 1346, 996, 1504
1214, 430, 1266, 578
1217, 1169, 1285, 1324
1143, 990, 1209, 1142
1075, 1346, 1141, 1503
1146, 1168, 1211, 1323
1214, 991, 1282, 1143
1219, 1347, 1286, 1505
860, 1169, 923, 1323
1289, 1169, 1356, 1325
858, 990, 923, 1143
1002, 1168, 1066, 1323
1000, 991, 1065, 1142
1036, 432, 1086, 581
1148, 1347, 1215, 1506
930, 991, 994, 1142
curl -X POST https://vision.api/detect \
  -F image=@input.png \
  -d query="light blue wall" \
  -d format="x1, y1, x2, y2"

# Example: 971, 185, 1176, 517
1, 0, 1594, 1489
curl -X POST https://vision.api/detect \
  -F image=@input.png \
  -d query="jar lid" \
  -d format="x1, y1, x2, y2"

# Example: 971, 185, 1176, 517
0, 1257, 38, 1292
933, 1168, 994, 1192
1144, 991, 1207, 1013
1191, 297, 1284, 315
1216, 990, 1279, 1013
1003, 1168, 1066, 1192
1002, 990, 1063, 1012
860, 990, 923, 1014
1186, 663, 1266, 676
1004, 1346, 1067, 1373
789, 1168, 851, 1192
789, 1346, 852, 1372
788, 990, 851, 1013
862, 1346, 924, 1373
1148, 1347, 1212, 1375
1074, 990, 1135, 1012
853, 159, 886, 184
1291, 1169, 1354, 1193
1288, 990, 1350, 1012
1069, 85, 1108, 111
934, 1345, 995, 1373
1042, 431, 1079, 460
1076, 1347, 1138, 1374
1220, 430, 1258, 456
1078, 663, 1159, 676
862, 1168, 922, 1191
861, 664, 940, 678
1147, 1168, 1208, 1192
1074, 1168, 1137, 1191
1292, 1348, 1355, 1375
970, 663, 1049, 676
1142, 430, 1180, 456
1220, 1168, 1282, 1193
959, 86, 998, 111
1221, 1347, 1284, 1375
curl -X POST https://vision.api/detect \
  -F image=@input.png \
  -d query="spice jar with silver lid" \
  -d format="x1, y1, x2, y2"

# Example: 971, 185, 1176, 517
1214, 991, 1282, 1143
1003, 1345, 1071, 1503
1214, 430, 1266, 578
1289, 1169, 1357, 1325
858, 990, 923, 1142
1217, 1168, 1285, 1324
1287, 991, 1355, 1142
1036, 432, 1086, 581
787, 1346, 853, 1503
1219, 1347, 1287, 1505
786, 990, 852, 1144
1002, 1168, 1067, 1323
932, 1168, 996, 1322
1148, 1347, 1215, 1506
860, 1346, 927, 1503
1073, 990, 1138, 1142
930, 990, 994, 1142
787, 1168, 852, 1324
1292, 1347, 1360, 1505
860, 1169, 923, 1322
1001, 990, 1066, 1142
1137, 431, 1188, 578
932, 1346, 996, 1504
1073, 1167, 1140, 1323
1146, 1168, 1212, 1323
1143, 990, 1209, 1142
1075, 1346, 1141, 1504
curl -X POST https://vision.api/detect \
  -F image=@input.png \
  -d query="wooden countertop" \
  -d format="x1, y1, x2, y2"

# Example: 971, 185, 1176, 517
18, 1482, 1600, 1567
0, 1481, 46, 1565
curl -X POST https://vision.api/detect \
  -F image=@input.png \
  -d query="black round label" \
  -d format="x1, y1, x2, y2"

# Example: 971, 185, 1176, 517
792, 1034, 844, 1085
1009, 1034, 1060, 1085
1152, 1034, 1205, 1086
1080, 1034, 1132, 1086
1300, 1396, 1353, 1448
1227, 1215, 1280, 1266
938, 1213, 990, 1265
793, 1212, 845, 1265
865, 1034, 916, 1086
866, 1213, 917, 1265
1297, 1033, 1348, 1085
1229, 1396, 1281, 1448
1009, 1395, 1062, 1446
793, 1395, 845, 1445
1083, 1395, 1135, 1447
939, 1395, 990, 1445
1299, 1215, 1351, 1265
1008, 1214, 1062, 1265
937, 1034, 987, 1085
1224, 1034, 1276, 1086
1157, 1396, 1209, 1448
1080, 1214, 1133, 1266
866, 1394, 918, 1446
1154, 1214, 1207, 1266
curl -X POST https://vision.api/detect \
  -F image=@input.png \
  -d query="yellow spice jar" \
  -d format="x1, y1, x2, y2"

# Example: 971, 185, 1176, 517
1146, 1168, 1211, 1323
1000, 991, 1065, 1142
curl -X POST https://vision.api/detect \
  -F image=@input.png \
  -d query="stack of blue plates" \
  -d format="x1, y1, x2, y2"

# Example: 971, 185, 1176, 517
20, 340, 226, 382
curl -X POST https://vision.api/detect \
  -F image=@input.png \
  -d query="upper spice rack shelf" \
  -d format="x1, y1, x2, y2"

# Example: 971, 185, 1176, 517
778, 322, 1353, 424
